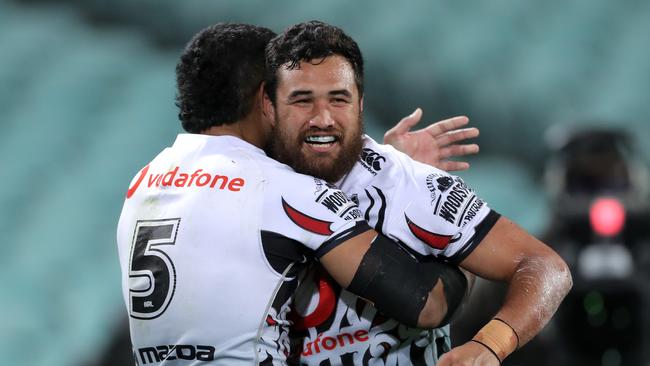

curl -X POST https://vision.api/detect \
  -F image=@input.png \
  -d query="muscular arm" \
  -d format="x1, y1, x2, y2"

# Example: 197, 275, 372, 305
319, 229, 375, 287
319, 229, 466, 328
460, 216, 572, 345
439, 216, 572, 365
383, 111, 569, 364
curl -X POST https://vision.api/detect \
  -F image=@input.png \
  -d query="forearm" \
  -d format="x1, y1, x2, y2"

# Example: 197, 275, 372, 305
458, 217, 573, 363
466, 253, 572, 364
492, 254, 572, 346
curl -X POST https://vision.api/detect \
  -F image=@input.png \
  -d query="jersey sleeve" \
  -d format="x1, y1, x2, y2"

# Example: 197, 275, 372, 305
262, 171, 371, 258
382, 152, 500, 263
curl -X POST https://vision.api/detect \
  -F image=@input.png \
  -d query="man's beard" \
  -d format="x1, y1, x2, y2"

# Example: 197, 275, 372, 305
268, 113, 363, 183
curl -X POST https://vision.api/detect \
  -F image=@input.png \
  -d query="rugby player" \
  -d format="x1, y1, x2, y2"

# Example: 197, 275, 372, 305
116, 23, 471, 365
263, 21, 573, 366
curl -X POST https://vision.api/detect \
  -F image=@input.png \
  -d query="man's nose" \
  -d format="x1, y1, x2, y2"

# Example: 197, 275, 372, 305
309, 103, 334, 128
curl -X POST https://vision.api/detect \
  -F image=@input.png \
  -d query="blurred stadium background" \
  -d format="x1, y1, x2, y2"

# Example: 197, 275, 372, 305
1, 0, 649, 365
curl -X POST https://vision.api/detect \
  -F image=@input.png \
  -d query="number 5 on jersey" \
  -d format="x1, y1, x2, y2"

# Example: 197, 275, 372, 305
128, 218, 181, 319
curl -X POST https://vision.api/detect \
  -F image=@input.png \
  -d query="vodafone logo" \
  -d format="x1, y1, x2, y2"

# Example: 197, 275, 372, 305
126, 165, 246, 199
301, 330, 369, 356
126, 165, 150, 198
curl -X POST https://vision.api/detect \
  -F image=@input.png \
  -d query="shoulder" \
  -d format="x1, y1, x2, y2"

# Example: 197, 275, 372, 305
261, 170, 365, 256
341, 136, 405, 188
277, 173, 361, 222
345, 135, 450, 191
358, 135, 400, 173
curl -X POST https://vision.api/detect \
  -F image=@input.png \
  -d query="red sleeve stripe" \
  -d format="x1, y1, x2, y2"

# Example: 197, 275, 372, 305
405, 214, 452, 250
282, 198, 334, 236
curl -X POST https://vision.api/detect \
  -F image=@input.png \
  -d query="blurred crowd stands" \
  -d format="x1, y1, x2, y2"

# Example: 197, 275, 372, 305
1, 0, 649, 365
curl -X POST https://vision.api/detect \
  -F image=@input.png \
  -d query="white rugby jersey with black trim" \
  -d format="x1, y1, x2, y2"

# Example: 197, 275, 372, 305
290, 135, 499, 366
116, 134, 368, 365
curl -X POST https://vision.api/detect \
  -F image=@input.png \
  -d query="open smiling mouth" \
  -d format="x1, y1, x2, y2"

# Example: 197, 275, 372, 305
304, 135, 339, 147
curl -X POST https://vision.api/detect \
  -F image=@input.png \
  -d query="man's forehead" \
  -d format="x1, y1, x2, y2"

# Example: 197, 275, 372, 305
277, 55, 356, 91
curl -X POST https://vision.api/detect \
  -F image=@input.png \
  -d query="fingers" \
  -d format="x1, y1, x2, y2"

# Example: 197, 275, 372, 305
438, 161, 471, 172
423, 115, 470, 136
390, 108, 423, 134
440, 144, 479, 159
435, 127, 479, 147
437, 144, 479, 171
383, 108, 424, 144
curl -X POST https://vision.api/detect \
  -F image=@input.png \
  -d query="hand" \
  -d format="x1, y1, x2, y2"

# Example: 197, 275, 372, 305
383, 108, 479, 171
437, 341, 501, 366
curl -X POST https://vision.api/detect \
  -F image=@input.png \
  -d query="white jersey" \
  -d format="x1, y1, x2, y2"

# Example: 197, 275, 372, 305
116, 134, 368, 365
290, 136, 500, 366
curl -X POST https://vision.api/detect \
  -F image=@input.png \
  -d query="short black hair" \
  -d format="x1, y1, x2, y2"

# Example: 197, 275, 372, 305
264, 20, 364, 104
175, 23, 276, 133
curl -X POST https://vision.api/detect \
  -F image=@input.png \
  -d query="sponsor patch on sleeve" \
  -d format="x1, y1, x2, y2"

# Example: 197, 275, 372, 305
314, 186, 363, 221
429, 175, 478, 227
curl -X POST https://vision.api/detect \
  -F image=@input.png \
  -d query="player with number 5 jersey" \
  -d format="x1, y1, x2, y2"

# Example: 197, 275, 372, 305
117, 134, 371, 364
116, 23, 470, 366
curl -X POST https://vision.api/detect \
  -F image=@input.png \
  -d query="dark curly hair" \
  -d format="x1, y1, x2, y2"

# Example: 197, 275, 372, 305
176, 23, 276, 133
264, 21, 364, 105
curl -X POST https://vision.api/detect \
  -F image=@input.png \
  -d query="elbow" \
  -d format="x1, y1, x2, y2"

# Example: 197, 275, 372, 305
540, 249, 572, 298
527, 250, 573, 306
556, 255, 573, 298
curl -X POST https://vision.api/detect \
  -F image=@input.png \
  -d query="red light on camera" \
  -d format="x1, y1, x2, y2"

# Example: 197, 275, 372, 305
589, 197, 626, 237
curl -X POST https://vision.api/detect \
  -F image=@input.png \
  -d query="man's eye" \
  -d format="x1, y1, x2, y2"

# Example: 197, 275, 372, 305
292, 99, 310, 105
332, 98, 350, 104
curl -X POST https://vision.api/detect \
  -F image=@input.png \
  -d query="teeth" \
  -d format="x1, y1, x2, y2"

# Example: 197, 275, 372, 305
305, 135, 336, 143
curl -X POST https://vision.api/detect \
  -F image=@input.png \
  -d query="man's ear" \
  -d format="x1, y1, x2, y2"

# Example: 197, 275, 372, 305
360, 94, 364, 113
261, 82, 276, 127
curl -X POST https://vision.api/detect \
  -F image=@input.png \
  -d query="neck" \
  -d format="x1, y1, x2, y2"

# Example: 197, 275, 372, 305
202, 113, 265, 149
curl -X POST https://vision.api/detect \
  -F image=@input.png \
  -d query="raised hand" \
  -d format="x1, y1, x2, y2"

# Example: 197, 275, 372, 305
383, 108, 479, 171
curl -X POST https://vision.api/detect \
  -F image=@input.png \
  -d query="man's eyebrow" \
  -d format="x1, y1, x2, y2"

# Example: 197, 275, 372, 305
287, 90, 313, 99
329, 89, 352, 97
